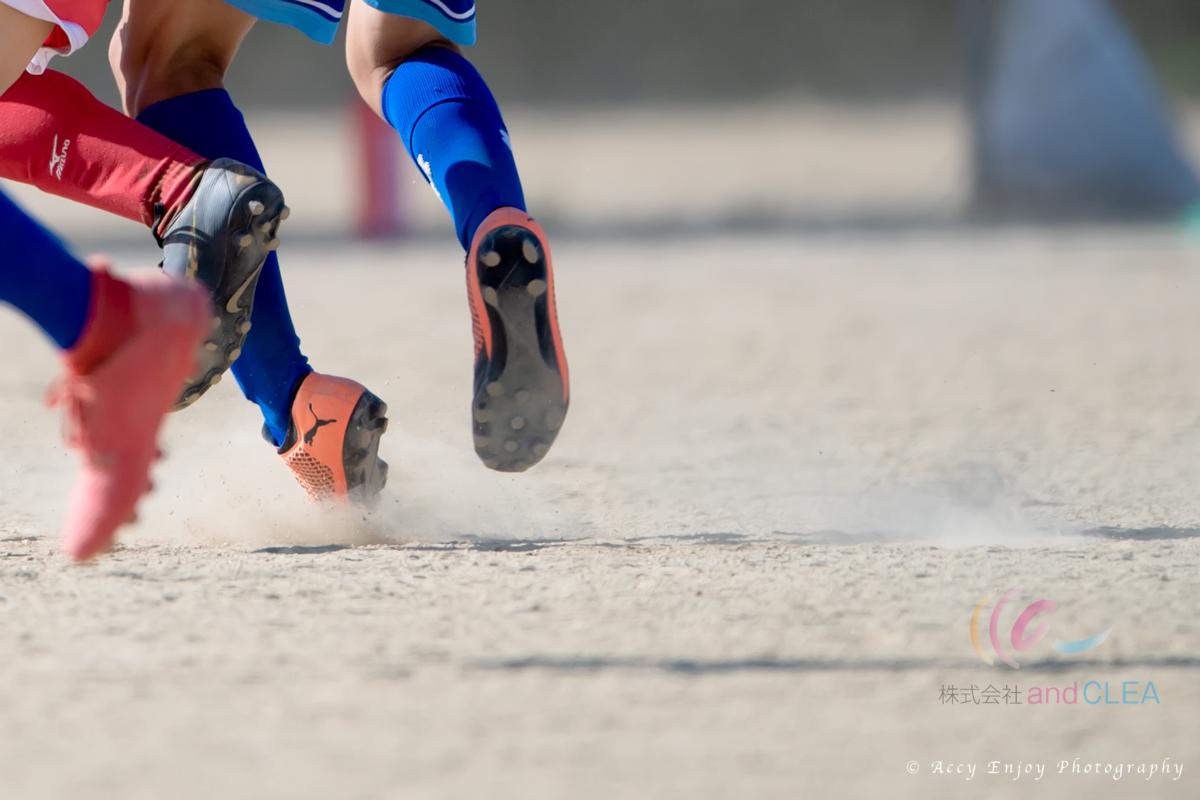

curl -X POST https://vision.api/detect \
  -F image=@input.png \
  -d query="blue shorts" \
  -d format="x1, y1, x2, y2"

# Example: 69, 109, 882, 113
224, 0, 476, 46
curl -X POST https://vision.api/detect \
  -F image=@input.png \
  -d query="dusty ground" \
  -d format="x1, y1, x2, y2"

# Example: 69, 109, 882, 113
0, 226, 1198, 798
3, 104, 1200, 797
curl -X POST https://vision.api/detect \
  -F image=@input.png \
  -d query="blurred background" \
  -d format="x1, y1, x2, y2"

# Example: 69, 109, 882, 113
56, 0, 1200, 106
10, 0, 1200, 245
4, 6, 1200, 797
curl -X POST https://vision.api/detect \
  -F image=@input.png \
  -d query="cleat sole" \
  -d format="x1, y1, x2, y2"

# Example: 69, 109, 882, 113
470, 225, 568, 472
343, 391, 390, 505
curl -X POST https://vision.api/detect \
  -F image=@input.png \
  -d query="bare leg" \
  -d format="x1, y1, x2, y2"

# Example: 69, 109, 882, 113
108, 0, 321, 459
0, 7, 53, 95
344, 2, 455, 119
109, 0, 255, 115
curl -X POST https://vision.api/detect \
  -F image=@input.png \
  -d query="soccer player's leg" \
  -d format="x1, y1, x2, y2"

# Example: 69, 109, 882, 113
110, 0, 389, 502
345, 2, 568, 472
0, 190, 209, 560
0, 71, 289, 407
0, 0, 201, 232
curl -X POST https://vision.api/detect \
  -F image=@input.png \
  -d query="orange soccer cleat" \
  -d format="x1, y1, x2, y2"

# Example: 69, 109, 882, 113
50, 269, 210, 561
273, 372, 389, 504
466, 207, 569, 472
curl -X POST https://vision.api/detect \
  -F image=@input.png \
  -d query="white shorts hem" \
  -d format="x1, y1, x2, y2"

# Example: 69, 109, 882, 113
0, 0, 91, 73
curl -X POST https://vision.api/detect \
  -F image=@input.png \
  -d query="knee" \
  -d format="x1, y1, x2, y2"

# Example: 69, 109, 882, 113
345, 32, 458, 113
109, 24, 231, 116
344, 48, 383, 112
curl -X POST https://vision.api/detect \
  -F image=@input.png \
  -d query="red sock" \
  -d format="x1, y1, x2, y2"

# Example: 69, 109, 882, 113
0, 71, 204, 229
65, 270, 137, 376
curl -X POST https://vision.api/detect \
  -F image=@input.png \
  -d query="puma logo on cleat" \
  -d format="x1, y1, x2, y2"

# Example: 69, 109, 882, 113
304, 403, 338, 446
49, 135, 71, 180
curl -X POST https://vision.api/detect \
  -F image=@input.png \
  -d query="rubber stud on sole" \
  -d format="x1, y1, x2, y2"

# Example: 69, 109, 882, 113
522, 239, 539, 264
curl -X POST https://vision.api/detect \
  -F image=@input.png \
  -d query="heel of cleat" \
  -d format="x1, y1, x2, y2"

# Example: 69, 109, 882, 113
344, 392, 390, 505
275, 374, 390, 505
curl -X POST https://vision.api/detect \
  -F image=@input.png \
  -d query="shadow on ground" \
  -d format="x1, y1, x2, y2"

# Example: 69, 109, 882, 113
467, 655, 1200, 675
1080, 527, 1200, 541
251, 527, 1200, 555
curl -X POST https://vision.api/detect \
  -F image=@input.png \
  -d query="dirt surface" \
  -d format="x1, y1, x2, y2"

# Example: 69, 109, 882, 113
0, 226, 1198, 798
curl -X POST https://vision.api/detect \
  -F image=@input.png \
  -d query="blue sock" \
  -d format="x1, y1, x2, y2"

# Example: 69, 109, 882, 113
381, 46, 526, 250
136, 90, 310, 446
0, 191, 92, 350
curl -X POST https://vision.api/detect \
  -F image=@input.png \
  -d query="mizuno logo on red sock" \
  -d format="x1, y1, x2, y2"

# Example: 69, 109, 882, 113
49, 135, 71, 181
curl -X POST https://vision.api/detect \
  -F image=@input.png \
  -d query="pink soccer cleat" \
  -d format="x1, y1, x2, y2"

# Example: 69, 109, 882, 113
48, 269, 210, 561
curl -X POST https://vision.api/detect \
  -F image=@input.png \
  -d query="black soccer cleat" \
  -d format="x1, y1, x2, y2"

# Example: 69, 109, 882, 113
158, 158, 288, 410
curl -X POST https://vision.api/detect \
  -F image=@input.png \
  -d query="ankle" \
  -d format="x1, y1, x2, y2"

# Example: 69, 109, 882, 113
152, 163, 208, 242
65, 271, 137, 374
